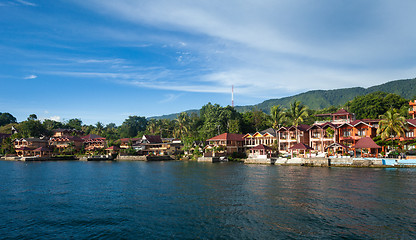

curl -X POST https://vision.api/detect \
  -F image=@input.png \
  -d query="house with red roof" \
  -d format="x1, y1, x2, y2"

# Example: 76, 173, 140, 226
337, 119, 379, 147
49, 135, 84, 151
82, 134, 106, 152
308, 122, 338, 153
409, 100, 416, 119
205, 133, 245, 156
277, 124, 310, 153
243, 128, 277, 149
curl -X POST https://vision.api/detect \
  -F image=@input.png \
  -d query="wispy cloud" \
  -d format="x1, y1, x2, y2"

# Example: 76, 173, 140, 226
159, 93, 182, 103
15, 0, 37, 6
73, 0, 416, 97
24, 74, 37, 79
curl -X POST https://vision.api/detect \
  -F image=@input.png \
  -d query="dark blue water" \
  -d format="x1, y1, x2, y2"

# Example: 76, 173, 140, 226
1, 161, 415, 239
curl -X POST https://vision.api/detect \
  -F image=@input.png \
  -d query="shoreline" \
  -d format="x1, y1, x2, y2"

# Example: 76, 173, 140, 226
2, 155, 416, 168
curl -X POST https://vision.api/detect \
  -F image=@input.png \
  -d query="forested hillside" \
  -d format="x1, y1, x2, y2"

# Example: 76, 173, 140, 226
152, 78, 416, 119
236, 78, 416, 113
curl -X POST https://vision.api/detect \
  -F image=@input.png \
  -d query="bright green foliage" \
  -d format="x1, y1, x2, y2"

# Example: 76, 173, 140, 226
270, 105, 285, 129
199, 103, 242, 139
286, 100, 308, 127
17, 119, 46, 138
349, 92, 408, 119
119, 116, 147, 138
175, 112, 191, 139
377, 109, 407, 141
65, 118, 83, 130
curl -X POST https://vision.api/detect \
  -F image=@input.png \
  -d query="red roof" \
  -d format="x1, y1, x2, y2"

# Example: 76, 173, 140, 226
406, 119, 416, 127
207, 133, 245, 142
251, 144, 272, 150
15, 146, 34, 151
352, 137, 381, 149
34, 147, 52, 152
82, 134, 105, 140
120, 138, 141, 143
105, 146, 120, 150
144, 135, 162, 143
289, 143, 313, 150
332, 108, 353, 116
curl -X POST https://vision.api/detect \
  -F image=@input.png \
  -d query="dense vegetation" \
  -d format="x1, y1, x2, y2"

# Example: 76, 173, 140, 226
0, 91, 412, 146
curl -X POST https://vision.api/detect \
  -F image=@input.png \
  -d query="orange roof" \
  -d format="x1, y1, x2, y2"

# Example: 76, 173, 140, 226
207, 133, 245, 142
352, 137, 381, 149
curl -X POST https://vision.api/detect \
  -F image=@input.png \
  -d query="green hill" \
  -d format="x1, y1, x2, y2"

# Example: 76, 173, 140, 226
151, 77, 416, 119
236, 78, 416, 113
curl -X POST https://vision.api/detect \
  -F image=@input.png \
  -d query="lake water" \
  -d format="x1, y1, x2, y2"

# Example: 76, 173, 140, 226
1, 161, 415, 239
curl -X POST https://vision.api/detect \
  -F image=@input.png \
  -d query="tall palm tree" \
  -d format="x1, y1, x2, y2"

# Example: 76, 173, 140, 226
270, 105, 285, 153
377, 109, 407, 151
176, 112, 190, 139
286, 101, 308, 142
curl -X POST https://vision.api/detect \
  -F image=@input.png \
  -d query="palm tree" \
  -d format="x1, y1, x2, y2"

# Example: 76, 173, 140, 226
270, 105, 285, 153
286, 101, 308, 142
176, 112, 190, 139
377, 109, 407, 151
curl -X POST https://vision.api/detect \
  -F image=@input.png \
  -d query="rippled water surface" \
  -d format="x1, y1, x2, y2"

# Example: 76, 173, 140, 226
1, 161, 416, 239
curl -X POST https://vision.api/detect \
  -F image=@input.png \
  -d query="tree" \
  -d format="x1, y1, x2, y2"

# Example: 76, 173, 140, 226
377, 109, 407, 151
18, 119, 47, 138
175, 112, 190, 139
27, 114, 37, 121
0, 113, 17, 127
270, 105, 285, 129
286, 100, 308, 142
66, 118, 83, 130
119, 116, 147, 138
270, 105, 285, 153
349, 92, 408, 119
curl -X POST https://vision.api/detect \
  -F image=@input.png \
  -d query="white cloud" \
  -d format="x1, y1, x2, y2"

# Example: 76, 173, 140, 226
24, 74, 37, 79
71, 1, 416, 96
49, 116, 62, 122
15, 0, 37, 6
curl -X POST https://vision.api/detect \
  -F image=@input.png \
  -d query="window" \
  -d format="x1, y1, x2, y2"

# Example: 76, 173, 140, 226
343, 130, 351, 137
357, 129, 366, 136
406, 131, 414, 138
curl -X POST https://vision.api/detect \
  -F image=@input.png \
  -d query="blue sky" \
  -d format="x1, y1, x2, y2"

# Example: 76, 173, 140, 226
1, 0, 416, 125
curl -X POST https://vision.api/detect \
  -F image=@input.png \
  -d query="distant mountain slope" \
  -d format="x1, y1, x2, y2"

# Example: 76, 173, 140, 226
151, 77, 416, 119
151, 109, 199, 120
236, 78, 416, 113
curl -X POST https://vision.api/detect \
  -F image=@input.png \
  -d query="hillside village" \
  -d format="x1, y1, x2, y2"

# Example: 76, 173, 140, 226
1, 92, 416, 165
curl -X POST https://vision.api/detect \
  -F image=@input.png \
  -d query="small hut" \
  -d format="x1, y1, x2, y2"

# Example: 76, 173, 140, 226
325, 142, 349, 157
33, 147, 52, 157
249, 144, 272, 158
15, 146, 34, 157
351, 137, 381, 158
289, 143, 313, 158
105, 146, 120, 155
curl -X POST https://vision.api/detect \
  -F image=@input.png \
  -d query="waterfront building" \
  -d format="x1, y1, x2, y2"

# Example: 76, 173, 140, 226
277, 124, 310, 153
49, 136, 84, 151
205, 133, 245, 156
243, 128, 277, 149
14, 137, 49, 156
314, 108, 355, 125
409, 100, 416, 119
337, 119, 379, 147
52, 128, 84, 138
308, 122, 338, 153
248, 144, 273, 158
82, 134, 106, 152
119, 138, 141, 149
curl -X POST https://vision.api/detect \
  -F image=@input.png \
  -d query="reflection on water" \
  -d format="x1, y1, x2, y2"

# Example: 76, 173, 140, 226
0, 161, 415, 239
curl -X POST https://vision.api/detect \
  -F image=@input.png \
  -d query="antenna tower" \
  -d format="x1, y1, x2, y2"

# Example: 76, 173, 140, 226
232, 85, 234, 107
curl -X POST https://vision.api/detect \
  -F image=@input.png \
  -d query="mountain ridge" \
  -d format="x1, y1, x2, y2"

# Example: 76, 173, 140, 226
151, 77, 416, 119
